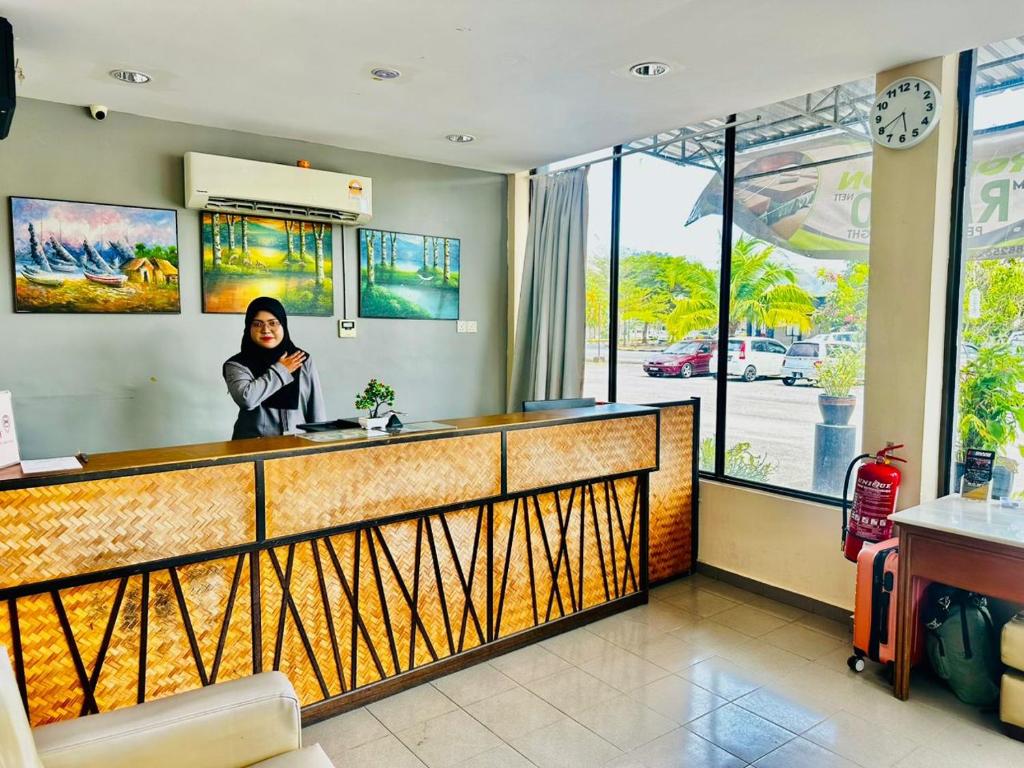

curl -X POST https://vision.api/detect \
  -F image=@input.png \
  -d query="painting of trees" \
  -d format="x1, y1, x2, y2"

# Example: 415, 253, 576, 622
358, 228, 459, 320
200, 212, 332, 315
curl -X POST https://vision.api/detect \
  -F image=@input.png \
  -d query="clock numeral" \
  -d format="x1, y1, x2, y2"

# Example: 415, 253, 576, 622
886, 134, 893, 143
886, 88, 897, 98
925, 102, 933, 112
923, 90, 932, 99
912, 128, 920, 138
875, 115, 882, 124
899, 82, 911, 93
899, 134, 906, 144
914, 81, 921, 91
878, 127, 886, 135
877, 100, 889, 110
922, 116, 929, 125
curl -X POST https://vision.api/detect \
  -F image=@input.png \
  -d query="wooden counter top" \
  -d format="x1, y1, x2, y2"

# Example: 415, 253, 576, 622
0, 403, 655, 487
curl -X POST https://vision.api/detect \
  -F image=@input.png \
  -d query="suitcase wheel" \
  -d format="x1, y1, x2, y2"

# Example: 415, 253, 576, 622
847, 654, 865, 673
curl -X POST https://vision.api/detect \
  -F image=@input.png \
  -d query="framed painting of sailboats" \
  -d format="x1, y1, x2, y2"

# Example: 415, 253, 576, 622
8, 196, 180, 313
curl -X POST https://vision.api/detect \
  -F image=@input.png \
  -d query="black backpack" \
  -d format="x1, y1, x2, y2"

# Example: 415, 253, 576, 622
921, 585, 1001, 707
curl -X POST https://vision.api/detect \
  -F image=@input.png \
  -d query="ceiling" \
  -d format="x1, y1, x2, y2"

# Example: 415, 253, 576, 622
6, 1, 1024, 173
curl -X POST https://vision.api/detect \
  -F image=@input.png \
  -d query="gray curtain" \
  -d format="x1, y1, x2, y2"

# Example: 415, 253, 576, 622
507, 167, 589, 411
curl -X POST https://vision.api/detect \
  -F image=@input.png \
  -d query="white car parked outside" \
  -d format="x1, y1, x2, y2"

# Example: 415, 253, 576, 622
709, 336, 788, 381
781, 340, 857, 385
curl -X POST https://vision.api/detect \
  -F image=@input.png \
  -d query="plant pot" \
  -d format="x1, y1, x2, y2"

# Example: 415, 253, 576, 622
818, 394, 856, 426
358, 416, 389, 431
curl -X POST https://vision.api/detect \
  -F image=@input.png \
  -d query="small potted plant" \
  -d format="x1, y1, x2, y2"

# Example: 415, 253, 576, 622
956, 344, 1024, 497
816, 346, 863, 426
355, 378, 396, 431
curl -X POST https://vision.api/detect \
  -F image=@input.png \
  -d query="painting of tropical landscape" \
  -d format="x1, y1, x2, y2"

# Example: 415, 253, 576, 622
201, 213, 333, 315
358, 228, 459, 320
10, 197, 180, 313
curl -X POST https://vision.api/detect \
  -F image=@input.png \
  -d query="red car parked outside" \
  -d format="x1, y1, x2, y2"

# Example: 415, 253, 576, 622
642, 340, 715, 378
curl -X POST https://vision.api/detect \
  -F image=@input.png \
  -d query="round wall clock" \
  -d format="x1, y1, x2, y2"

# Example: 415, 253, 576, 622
869, 76, 941, 149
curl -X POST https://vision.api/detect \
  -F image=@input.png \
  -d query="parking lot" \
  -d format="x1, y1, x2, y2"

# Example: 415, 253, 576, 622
584, 349, 864, 493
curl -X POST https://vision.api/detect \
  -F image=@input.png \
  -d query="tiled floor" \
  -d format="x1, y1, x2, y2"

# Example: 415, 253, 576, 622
302, 574, 1024, 767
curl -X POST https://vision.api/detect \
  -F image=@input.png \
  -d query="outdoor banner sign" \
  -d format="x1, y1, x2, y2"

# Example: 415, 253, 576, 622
687, 130, 1024, 261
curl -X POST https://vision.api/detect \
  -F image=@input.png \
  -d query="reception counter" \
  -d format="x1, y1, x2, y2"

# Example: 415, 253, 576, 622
0, 401, 697, 726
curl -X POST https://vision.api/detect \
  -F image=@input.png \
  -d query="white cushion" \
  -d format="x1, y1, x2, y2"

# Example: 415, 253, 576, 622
0, 646, 43, 768
1002, 670, 1024, 729
1002, 613, 1024, 671
34, 672, 301, 768
251, 745, 335, 767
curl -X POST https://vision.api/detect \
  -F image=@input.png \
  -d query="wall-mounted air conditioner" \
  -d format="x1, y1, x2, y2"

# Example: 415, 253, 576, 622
184, 152, 372, 225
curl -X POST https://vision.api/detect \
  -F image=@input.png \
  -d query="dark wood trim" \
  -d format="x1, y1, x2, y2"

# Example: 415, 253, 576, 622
138, 572, 149, 703
310, 541, 345, 692
249, 552, 262, 674
169, 566, 209, 687
52, 589, 99, 716
300, 590, 648, 726
7, 598, 28, 712
210, 554, 245, 684
83, 576, 128, 714
254, 460, 266, 542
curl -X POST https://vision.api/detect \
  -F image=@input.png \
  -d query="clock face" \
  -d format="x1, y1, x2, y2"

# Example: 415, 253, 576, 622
870, 77, 940, 149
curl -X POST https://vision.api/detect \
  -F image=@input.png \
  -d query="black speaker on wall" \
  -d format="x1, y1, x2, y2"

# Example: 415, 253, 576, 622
0, 17, 15, 140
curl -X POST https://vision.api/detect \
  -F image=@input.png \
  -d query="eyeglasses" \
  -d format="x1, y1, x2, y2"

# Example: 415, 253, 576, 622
251, 320, 281, 331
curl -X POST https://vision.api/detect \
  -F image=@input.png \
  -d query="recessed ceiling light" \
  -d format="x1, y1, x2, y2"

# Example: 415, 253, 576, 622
629, 61, 670, 78
446, 134, 475, 144
370, 67, 402, 80
109, 69, 151, 84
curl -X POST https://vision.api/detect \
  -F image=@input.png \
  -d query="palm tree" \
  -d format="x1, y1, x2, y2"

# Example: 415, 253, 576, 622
666, 237, 814, 338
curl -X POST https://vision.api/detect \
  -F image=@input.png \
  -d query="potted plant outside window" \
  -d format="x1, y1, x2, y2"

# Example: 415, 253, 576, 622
956, 344, 1024, 498
816, 347, 864, 426
355, 379, 396, 431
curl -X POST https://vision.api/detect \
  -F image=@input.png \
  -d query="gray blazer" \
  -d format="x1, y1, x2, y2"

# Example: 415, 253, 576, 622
223, 357, 327, 439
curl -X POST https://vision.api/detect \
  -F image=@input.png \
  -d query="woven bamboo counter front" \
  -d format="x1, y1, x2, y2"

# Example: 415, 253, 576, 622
0, 403, 696, 726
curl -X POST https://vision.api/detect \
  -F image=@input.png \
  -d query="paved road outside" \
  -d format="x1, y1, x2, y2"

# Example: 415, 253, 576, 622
584, 354, 864, 494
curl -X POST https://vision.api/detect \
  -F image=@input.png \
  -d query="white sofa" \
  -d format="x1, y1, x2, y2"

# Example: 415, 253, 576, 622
1, 646, 334, 768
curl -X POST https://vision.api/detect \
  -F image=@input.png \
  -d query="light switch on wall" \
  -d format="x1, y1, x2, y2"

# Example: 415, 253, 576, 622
338, 320, 357, 338
456, 320, 477, 333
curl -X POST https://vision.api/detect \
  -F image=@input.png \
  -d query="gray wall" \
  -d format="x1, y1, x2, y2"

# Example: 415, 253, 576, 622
0, 99, 507, 458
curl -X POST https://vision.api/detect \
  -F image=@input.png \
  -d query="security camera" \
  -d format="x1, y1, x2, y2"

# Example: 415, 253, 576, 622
88, 104, 108, 121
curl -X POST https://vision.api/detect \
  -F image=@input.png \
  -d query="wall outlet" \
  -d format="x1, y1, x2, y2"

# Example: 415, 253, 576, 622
457, 320, 467, 333
466, 320, 477, 333
338, 319, 357, 338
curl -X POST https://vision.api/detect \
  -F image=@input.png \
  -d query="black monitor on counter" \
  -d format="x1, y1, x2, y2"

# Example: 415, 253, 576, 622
522, 397, 596, 413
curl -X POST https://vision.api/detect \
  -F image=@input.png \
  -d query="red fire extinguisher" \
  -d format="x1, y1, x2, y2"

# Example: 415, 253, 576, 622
841, 444, 907, 562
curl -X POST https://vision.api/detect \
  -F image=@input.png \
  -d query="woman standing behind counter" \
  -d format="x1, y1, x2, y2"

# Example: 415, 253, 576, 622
224, 296, 326, 439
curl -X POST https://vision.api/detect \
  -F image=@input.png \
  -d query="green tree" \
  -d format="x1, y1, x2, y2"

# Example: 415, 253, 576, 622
585, 256, 610, 355
667, 237, 814, 337
961, 257, 1024, 347
618, 252, 682, 344
813, 263, 869, 334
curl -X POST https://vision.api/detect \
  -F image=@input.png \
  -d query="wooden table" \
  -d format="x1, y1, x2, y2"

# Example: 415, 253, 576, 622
891, 495, 1024, 700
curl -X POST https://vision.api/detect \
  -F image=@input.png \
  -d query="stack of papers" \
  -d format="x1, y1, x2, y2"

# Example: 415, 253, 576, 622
20, 457, 83, 475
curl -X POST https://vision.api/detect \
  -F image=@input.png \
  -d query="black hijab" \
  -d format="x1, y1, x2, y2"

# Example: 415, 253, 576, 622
227, 297, 303, 410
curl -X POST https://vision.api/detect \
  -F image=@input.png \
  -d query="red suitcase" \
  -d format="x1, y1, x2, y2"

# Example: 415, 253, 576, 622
848, 537, 926, 671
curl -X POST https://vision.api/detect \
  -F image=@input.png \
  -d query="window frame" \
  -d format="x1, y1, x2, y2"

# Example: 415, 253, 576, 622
938, 49, 978, 496
589, 106, 882, 507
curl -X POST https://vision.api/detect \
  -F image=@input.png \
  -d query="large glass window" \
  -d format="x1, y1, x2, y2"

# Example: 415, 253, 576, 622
544, 78, 878, 500
948, 37, 1024, 499
617, 128, 725, 468
582, 156, 612, 403
721, 80, 874, 495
